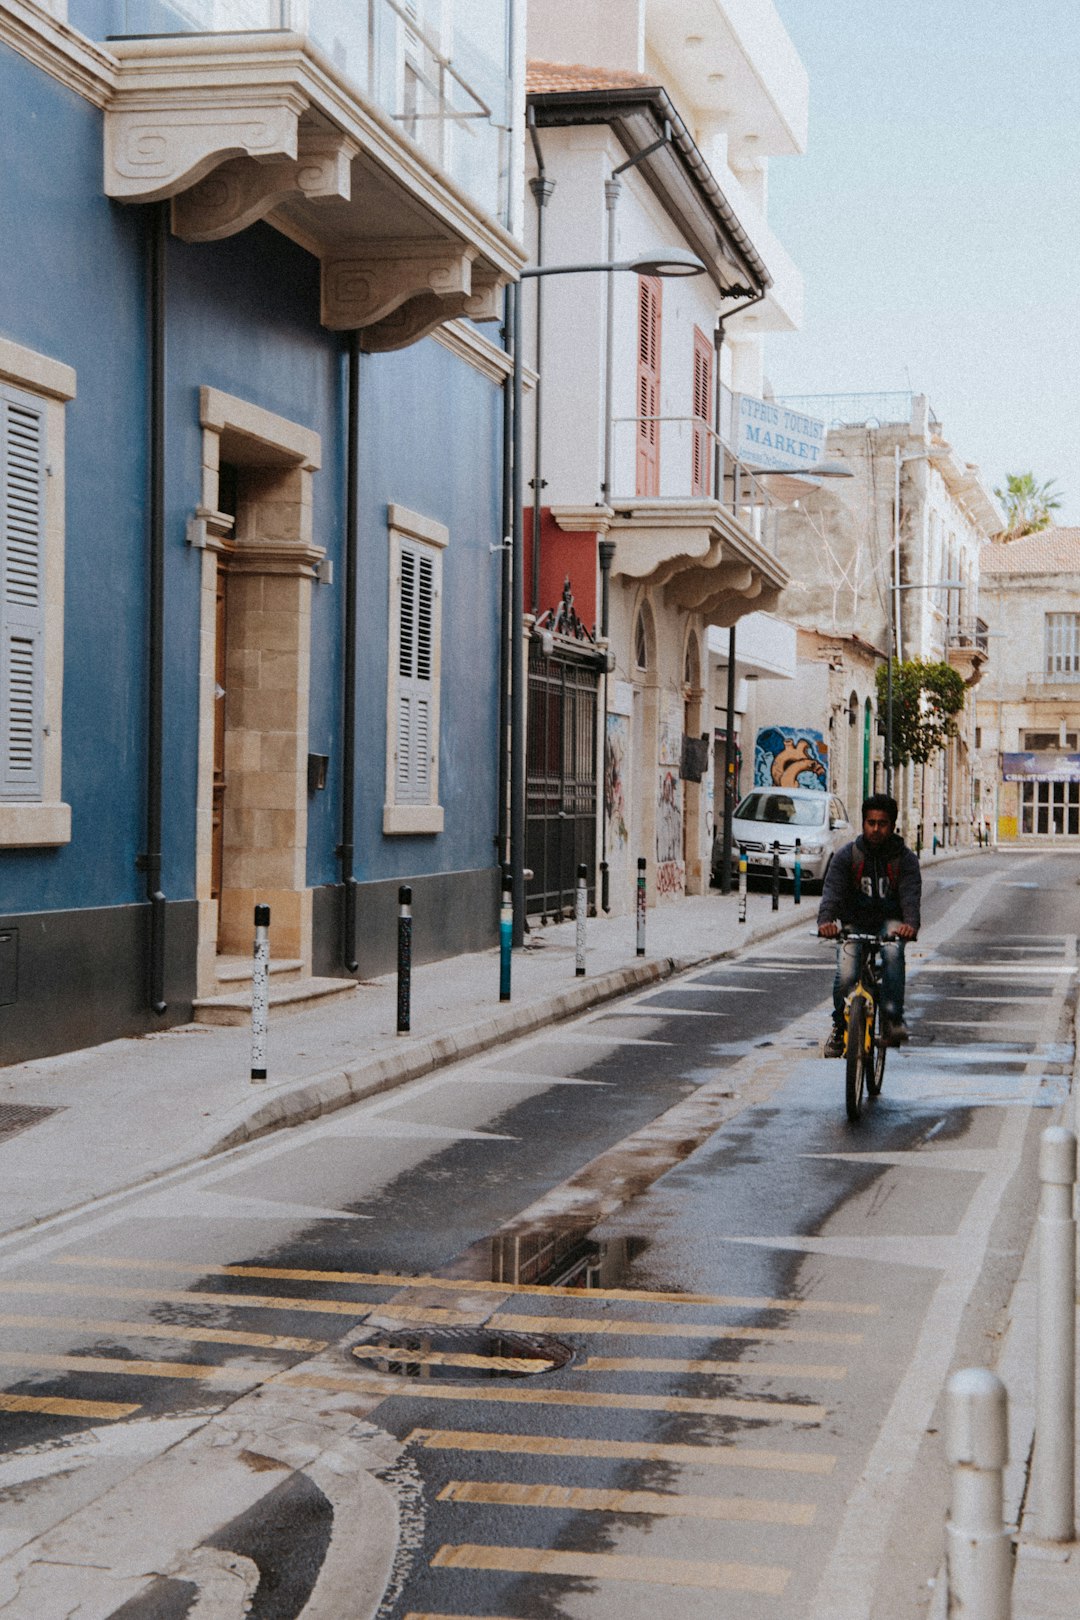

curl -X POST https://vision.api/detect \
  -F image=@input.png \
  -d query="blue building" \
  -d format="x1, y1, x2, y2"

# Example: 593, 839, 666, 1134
0, 0, 524, 1059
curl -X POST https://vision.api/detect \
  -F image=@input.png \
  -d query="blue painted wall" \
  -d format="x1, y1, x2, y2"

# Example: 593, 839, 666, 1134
1, 42, 505, 930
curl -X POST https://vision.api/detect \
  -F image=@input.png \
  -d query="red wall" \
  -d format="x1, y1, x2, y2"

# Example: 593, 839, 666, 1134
524, 508, 598, 633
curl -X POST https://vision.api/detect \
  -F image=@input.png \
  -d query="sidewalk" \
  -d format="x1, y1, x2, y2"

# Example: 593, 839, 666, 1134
0, 883, 810, 1238
0, 843, 985, 1240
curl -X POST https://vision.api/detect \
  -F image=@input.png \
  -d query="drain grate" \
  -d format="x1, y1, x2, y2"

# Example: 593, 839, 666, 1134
0, 1104, 60, 1144
351, 1326, 573, 1382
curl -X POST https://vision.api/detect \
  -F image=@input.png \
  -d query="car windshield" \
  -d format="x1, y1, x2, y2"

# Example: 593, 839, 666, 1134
734, 792, 827, 828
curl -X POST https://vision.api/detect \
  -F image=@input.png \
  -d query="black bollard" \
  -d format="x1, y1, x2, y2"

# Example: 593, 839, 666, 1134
397, 884, 412, 1034
636, 857, 646, 957
793, 838, 802, 905
499, 865, 512, 1003
771, 841, 780, 911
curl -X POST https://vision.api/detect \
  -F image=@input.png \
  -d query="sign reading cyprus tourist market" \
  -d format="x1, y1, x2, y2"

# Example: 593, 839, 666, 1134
732, 393, 826, 473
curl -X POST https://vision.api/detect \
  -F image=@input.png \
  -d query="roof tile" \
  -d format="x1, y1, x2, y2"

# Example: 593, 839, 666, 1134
527, 59, 655, 95
981, 527, 1080, 574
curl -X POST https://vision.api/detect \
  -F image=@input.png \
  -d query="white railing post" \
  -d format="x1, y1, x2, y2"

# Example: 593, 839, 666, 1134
1036, 1125, 1077, 1541
945, 1367, 1010, 1618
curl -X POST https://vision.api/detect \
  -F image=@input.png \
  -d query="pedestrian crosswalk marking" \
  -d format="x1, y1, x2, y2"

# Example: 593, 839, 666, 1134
8, 1280, 863, 1344
0, 1280, 372, 1318
437, 1479, 816, 1525
0, 1312, 325, 1353
583, 1355, 847, 1380
408, 1427, 836, 1476
488, 1310, 862, 1345
0, 1349, 248, 1383
54, 1255, 878, 1314
431, 1543, 790, 1593
0, 1392, 139, 1419
352, 1346, 557, 1374
283, 1371, 825, 1423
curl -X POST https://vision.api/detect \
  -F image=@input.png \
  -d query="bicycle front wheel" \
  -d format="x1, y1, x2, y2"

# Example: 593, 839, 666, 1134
846, 997, 867, 1122
867, 997, 887, 1097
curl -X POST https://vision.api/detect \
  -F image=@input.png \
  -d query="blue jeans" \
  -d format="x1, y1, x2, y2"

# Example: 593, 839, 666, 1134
832, 929, 906, 1027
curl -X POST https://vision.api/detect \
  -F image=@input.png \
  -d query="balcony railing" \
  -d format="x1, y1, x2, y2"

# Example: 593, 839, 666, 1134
773, 391, 940, 429
610, 414, 785, 553
947, 618, 989, 654
115, 0, 512, 223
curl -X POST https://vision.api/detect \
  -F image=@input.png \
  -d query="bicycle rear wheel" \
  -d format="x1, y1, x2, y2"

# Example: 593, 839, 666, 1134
867, 997, 887, 1097
845, 997, 867, 1122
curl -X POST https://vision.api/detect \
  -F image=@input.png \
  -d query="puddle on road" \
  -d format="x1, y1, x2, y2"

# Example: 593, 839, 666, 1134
351, 1326, 574, 1382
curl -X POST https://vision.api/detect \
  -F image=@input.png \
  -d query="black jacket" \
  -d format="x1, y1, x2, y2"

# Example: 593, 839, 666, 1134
817, 833, 921, 933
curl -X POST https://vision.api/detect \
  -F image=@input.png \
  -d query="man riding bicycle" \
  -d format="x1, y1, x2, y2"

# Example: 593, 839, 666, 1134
817, 793, 922, 1057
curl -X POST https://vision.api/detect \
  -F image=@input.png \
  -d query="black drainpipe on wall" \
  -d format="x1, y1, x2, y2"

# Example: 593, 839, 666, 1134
497, 287, 513, 868
143, 201, 167, 1015
339, 331, 360, 972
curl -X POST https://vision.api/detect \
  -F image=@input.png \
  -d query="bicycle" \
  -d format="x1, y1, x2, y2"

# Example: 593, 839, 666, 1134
827, 929, 888, 1122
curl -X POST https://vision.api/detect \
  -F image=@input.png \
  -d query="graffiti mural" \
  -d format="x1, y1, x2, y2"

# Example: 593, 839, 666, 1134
604, 714, 629, 851
656, 769, 684, 894
755, 726, 828, 791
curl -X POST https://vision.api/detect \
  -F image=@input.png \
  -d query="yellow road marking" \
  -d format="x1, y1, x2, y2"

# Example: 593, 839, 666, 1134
431, 1543, 790, 1594
584, 1354, 847, 1380
409, 1427, 835, 1476
0, 1280, 373, 1319
0, 1350, 254, 1383
489, 1310, 861, 1345
438, 1479, 816, 1525
352, 1346, 555, 1373
2, 1283, 860, 1345
0, 1392, 139, 1419
55, 1256, 877, 1315
281, 1372, 824, 1422
0, 1312, 325, 1353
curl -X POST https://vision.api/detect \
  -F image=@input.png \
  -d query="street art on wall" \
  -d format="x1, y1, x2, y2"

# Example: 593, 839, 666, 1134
605, 714, 629, 850
656, 769, 684, 895
755, 726, 828, 791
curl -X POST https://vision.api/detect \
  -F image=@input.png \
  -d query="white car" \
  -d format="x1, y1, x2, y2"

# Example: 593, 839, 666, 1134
712, 787, 854, 890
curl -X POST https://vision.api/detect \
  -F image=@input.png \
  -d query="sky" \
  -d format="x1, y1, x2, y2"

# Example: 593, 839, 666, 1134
765, 0, 1080, 524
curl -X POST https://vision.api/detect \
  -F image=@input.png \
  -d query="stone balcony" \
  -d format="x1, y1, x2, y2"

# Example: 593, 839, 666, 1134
103, 28, 524, 350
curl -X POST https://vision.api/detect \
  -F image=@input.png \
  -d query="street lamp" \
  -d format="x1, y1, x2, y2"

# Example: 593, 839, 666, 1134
508, 248, 707, 944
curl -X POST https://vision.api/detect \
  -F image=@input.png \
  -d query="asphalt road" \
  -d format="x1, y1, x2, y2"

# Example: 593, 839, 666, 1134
0, 850, 1075, 1619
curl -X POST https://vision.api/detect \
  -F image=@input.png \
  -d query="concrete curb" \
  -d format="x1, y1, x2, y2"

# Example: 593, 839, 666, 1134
212, 902, 809, 1155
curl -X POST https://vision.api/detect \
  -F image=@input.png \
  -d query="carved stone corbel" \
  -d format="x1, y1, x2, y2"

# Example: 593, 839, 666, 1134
666, 559, 753, 612
461, 267, 505, 323
105, 93, 306, 202
172, 131, 359, 242
321, 242, 478, 331
359, 291, 474, 353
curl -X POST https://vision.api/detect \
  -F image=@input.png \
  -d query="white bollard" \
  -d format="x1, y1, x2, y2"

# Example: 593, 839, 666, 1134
945, 1367, 1010, 1618
1036, 1125, 1077, 1541
575, 863, 587, 978
250, 903, 270, 1083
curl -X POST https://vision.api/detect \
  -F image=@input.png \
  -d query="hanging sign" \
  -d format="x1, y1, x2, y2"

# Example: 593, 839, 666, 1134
732, 393, 826, 472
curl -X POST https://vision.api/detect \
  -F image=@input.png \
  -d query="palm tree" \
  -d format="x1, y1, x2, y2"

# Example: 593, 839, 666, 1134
993, 471, 1063, 539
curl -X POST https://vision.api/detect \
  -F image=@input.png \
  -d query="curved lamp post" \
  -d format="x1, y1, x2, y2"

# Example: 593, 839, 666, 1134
508, 248, 706, 943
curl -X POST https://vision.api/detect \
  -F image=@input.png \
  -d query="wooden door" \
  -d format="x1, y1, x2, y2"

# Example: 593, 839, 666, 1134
211, 560, 227, 907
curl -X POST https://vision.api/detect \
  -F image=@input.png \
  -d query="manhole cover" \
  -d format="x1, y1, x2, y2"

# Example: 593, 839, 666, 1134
351, 1326, 573, 1381
0, 1104, 60, 1144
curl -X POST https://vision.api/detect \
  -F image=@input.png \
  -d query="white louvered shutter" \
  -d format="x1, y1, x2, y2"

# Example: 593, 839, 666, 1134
396, 540, 435, 804
1, 386, 46, 800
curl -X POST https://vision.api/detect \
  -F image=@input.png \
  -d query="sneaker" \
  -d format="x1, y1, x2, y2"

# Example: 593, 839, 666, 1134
823, 1025, 845, 1059
884, 1020, 910, 1048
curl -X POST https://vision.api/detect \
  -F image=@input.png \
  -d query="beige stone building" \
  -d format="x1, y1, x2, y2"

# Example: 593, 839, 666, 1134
760, 394, 997, 843
977, 528, 1080, 841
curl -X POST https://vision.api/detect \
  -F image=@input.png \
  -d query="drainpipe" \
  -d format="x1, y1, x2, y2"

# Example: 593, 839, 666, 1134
144, 201, 167, 1014
497, 289, 513, 867
527, 108, 554, 616
339, 332, 360, 971
510, 281, 527, 944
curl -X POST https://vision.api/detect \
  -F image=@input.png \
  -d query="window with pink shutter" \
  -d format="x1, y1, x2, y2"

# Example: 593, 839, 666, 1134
691, 327, 713, 498
635, 276, 662, 497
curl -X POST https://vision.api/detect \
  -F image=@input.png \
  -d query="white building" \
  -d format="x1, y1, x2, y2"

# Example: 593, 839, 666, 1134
757, 394, 998, 844
521, 0, 808, 915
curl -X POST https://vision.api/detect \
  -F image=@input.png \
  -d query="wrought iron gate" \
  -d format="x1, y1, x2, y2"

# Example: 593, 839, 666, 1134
526, 645, 599, 919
